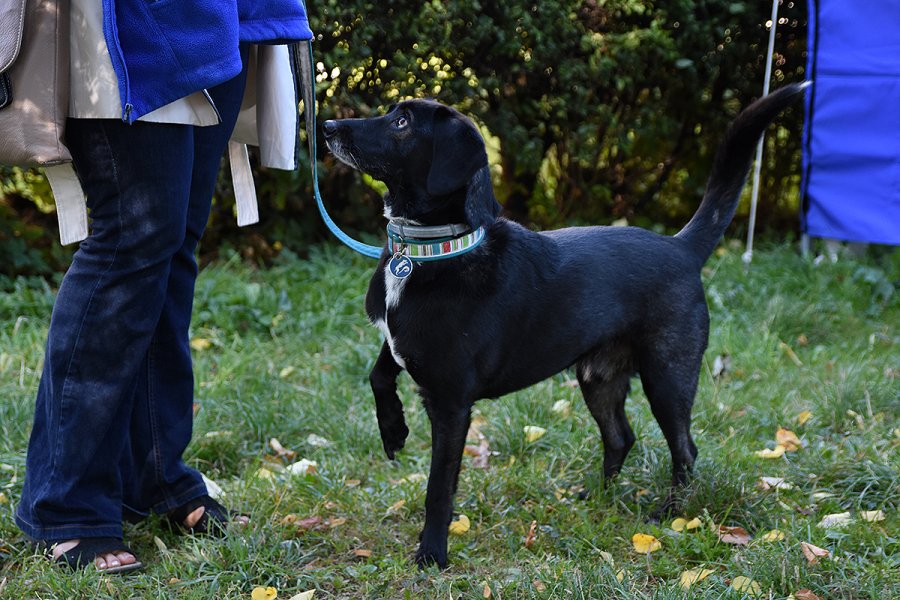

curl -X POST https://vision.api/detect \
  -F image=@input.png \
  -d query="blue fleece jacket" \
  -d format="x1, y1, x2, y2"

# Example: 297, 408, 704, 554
103, 0, 313, 123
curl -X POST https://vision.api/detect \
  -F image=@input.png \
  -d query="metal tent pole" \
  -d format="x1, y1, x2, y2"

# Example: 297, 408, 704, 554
742, 0, 781, 267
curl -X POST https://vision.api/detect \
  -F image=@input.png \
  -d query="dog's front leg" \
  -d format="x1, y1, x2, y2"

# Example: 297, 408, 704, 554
370, 342, 409, 459
416, 401, 471, 569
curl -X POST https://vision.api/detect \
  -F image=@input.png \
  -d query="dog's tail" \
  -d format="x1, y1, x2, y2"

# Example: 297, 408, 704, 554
676, 82, 809, 262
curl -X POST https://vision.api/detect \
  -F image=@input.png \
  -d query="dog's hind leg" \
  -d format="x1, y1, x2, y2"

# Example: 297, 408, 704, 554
576, 359, 635, 479
637, 344, 703, 518
370, 342, 409, 460
416, 396, 472, 569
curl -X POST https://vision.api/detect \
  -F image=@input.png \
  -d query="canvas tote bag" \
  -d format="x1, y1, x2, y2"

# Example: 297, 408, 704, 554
1, 0, 87, 244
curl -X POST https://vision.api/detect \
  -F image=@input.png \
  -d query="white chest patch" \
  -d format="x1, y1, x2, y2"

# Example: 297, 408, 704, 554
373, 263, 409, 368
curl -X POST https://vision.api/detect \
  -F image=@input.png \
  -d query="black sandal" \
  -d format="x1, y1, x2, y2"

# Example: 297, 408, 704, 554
52, 537, 143, 574
167, 494, 245, 537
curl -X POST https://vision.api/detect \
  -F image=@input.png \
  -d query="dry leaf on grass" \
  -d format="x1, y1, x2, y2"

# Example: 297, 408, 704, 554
730, 576, 762, 596
758, 476, 793, 490
754, 445, 786, 459
789, 590, 823, 600
449, 514, 470, 535
761, 529, 786, 542
523, 425, 547, 443
190, 337, 212, 351
353, 549, 372, 558
288, 592, 315, 600
717, 525, 751, 545
776, 427, 803, 451
386, 500, 406, 515
679, 568, 715, 590
464, 437, 491, 469
551, 399, 572, 416
631, 533, 661, 554
269, 438, 297, 460
306, 434, 331, 447
860, 510, 885, 522
251, 587, 278, 600
800, 541, 829, 564
817, 512, 852, 529
796, 410, 813, 425
524, 520, 538, 549
327, 517, 347, 528
285, 459, 317, 476
671, 517, 702, 532
482, 582, 492, 598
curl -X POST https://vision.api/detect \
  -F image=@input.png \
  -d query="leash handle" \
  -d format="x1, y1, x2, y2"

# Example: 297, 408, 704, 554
294, 40, 384, 259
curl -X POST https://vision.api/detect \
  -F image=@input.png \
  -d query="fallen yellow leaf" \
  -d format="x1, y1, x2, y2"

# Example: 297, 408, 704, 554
251, 586, 277, 600
386, 500, 406, 514
680, 568, 715, 590
353, 549, 373, 558
288, 592, 315, 600
754, 444, 786, 459
255, 468, 275, 479
523, 425, 547, 443
790, 589, 824, 600
482, 582, 492, 598
190, 337, 212, 351
671, 517, 701, 532
796, 410, 813, 425
0, 492, 7, 505
758, 476, 793, 490
776, 427, 802, 451
279, 366, 295, 379
860, 510, 885, 522
779, 340, 803, 366
524, 520, 538, 549
449, 514, 471, 535
615, 570, 625, 583
631, 533, 661, 554
285, 459, 318, 476
731, 576, 762, 596
761, 529, 786, 542
327, 517, 347, 528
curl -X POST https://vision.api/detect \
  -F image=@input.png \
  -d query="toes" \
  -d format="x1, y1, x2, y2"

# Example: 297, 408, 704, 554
184, 506, 206, 528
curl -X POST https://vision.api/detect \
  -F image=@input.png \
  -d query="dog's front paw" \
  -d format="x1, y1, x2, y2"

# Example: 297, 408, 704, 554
379, 418, 409, 460
414, 542, 448, 570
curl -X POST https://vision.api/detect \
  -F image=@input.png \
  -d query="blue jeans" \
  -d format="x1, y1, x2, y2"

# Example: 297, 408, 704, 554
16, 65, 248, 541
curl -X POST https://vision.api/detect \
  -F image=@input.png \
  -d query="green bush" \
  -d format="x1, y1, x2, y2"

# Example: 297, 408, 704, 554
1, 1, 808, 276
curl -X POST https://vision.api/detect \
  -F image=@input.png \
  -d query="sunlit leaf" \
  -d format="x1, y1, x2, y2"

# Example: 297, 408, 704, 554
286, 459, 318, 476
779, 340, 803, 366
353, 549, 372, 558
817, 512, 852, 529
731, 576, 762, 596
255, 468, 275, 479
754, 445, 786, 459
190, 337, 212, 351
860, 510, 885, 522
251, 587, 277, 600
671, 517, 701, 532
800, 541, 829, 563
796, 410, 813, 425
327, 517, 347, 528
523, 425, 547, 443
631, 533, 661, 554
288, 591, 315, 600
482, 582, 492, 598
717, 525, 751, 545
449, 514, 470, 535
279, 366, 295, 379
306, 434, 331, 447
758, 476, 793, 490
776, 427, 802, 451
551, 399, 572, 416
761, 529, 786, 542
680, 567, 715, 590
386, 500, 406, 515
615, 570, 625, 582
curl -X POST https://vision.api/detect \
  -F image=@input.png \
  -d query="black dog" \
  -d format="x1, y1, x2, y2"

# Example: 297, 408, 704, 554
323, 83, 806, 568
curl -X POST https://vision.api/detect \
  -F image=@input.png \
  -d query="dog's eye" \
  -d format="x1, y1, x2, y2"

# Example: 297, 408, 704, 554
395, 116, 409, 129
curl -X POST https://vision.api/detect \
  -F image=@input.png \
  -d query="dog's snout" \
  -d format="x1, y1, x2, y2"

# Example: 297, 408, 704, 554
322, 120, 338, 138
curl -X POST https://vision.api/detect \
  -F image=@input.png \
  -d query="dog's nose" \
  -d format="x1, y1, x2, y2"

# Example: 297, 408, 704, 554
322, 120, 338, 138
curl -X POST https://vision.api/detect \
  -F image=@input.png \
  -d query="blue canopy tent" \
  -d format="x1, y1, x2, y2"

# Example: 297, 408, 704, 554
801, 1, 900, 246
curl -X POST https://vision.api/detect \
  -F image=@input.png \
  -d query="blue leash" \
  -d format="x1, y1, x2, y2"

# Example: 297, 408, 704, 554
294, 41, 384, 259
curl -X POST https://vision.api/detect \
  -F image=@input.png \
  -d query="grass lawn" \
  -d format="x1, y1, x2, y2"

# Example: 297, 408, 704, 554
0, 242, 897, 599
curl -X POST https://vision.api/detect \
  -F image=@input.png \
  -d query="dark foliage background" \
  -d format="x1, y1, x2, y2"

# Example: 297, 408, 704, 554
1, 0, 807, 278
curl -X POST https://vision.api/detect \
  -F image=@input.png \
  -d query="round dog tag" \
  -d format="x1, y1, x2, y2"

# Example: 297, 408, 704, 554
388, 254, 414, 279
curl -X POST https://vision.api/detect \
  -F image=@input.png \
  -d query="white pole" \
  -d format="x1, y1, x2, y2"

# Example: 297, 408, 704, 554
742, 0, 781, 267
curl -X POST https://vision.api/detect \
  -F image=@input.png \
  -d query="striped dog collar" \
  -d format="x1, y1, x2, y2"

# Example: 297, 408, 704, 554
386, 224, 486, 262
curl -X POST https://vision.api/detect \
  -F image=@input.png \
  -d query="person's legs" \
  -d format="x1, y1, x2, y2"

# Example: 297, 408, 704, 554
120, 55, 250, 524
15, 118, 196, 566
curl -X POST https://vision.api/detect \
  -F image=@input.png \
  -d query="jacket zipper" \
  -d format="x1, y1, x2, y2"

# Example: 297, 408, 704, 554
102, 0, 134, 123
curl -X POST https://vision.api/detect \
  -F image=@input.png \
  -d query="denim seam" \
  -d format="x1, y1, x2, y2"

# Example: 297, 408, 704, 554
36, 120, 125, 523
146, 335, 170, 507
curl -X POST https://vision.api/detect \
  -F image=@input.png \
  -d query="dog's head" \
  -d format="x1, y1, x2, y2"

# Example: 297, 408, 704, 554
323, 100, 501, 229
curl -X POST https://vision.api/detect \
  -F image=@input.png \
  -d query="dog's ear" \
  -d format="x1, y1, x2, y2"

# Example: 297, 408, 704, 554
464, 166, 502, 230
426, 106, 487, 197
